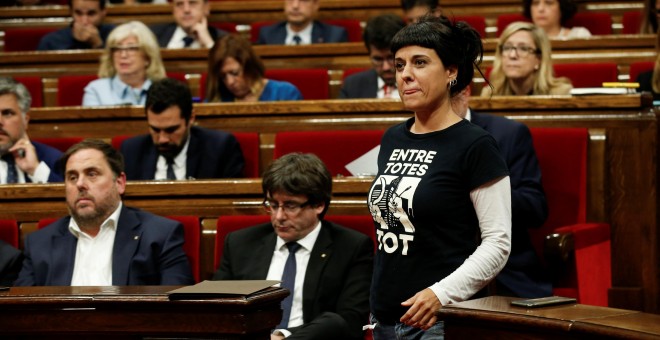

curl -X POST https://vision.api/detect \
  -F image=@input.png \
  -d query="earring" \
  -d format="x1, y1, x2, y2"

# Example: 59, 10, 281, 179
534, 64, 539, 70
448, 78, 457, 88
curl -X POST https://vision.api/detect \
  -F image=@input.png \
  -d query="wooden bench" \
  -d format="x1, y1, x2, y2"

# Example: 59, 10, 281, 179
4, 94, 657, 314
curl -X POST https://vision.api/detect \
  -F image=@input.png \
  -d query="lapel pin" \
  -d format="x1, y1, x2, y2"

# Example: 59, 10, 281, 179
321, 253, 326, 258
134, 236, 139, 240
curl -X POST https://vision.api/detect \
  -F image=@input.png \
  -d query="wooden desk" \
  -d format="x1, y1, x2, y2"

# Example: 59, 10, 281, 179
0, 285, 287, 339
440, 296, 660, 339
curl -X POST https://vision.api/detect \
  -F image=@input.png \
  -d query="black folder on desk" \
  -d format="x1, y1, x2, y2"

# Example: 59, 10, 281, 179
168, 280, 280, 300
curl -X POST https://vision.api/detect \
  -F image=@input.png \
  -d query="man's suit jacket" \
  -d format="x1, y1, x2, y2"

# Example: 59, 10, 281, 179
256, 21, 348, 45
150, 23, 227, 48
120, 126, 244, 180
339, 69, 378, 99
0, 240, 23, 286
471, 111, 551, 298
14, 205, 194, 286
33, 141, 63, 183
213, 221, 373, 340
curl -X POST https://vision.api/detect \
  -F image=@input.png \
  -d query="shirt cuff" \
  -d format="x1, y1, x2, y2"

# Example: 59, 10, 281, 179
273, 328, 292, 338
429, 282, 452, 306
27, 161, 50, 183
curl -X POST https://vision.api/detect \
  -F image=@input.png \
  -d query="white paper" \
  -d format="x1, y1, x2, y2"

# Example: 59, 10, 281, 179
345, 145, 380, 176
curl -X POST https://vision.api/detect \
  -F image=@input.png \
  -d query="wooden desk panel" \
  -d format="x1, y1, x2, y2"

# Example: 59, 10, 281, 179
0, 285, 287, 338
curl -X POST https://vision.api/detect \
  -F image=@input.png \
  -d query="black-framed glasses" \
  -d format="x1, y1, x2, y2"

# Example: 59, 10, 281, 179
370, 56, 395, 66
110, 45, 141, 55
500, 45, 539, 57
263, 200, 311, 215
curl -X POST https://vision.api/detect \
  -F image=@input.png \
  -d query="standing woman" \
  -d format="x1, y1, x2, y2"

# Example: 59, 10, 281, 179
523, 0, 590, 40
83, 21, 166, 106
367, 16, 512, 339
482, 22, 572, 96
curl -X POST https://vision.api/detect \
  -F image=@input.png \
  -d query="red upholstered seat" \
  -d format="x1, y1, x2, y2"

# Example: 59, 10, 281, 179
214, 214, 375, 270
325, 18, 363, 42
166, 215, 201, 282
530, 127, 611, 306
3, 27, 58, 52
553, 62, 619, 88
112, 132, 259, 178
249, 21, 274, 43
57, 74, 97, 107
209, 22, 238, 33
265, 68, 329, 99
496, 12, 612, 36
622, 11, 643, 34
14, 76, 44, 108
37, 218, 58, 230
629, 61, 655, 83
0, 220, 19, 248
32, 137, 84, 152
342, 67, 369, 80
273, 130, 384, 177
454, 15, 487, 38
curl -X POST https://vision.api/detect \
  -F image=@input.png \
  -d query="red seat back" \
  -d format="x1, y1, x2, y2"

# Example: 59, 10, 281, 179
57, 74, 97, 107
273, 130, 384, 177
325, 18, 363, 42
265, 68, 329, 99
250, 21, 274, 43
209, 22, 238, 33
553, 62, 619, 88
566, 12, 612, 35
342, 68, 369, 80
496, 14, 529, 37
38, 218, 58, 230
629, 61, 655, 83
454, 15, 487, 38
0, 220, 19, 248
166, 215, 201, 282
3, 27, 58, 52
14, 76, 44, 108
32, 137, 84, 153
622, 11, 643, 34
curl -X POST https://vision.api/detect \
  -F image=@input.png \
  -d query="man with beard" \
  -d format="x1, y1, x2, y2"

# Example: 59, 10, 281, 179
14, 139, 194, 286
119, 78, 244, 180
213, 153, 373, 340
256, 0, 347, 45
339, 14, 404, 99
37, 0, 115, 51
0, 77, 62, 184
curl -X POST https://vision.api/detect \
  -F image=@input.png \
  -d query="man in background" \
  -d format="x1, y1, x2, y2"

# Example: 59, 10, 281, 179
339, 14, 404, 99
257, 0, 347, 45
15, 139, 194, 286
214, 153, 372, 339
151, 0, 226, 48
120, 78, 244, 180
0, 77, 62, 184
38, 0, 114, 50
400, 0, 442, 24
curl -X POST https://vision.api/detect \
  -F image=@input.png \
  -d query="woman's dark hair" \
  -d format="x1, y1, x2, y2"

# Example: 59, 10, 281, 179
390, 15, 484, 97
206, 34, 265, 102
523, 0, 578, 26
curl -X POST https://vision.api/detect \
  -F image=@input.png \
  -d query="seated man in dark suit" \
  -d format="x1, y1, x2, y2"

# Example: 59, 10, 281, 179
150, 0, 226, 48
0, 77, 62, 184
120, 78, 244, 180
257, 0, 348, 45
15, 139, 194, 286
0, 240, 23, 286
453, 87, 551, 298
339, 14, 404, 99
214, 153, 373, 340
37, 0, 115, 51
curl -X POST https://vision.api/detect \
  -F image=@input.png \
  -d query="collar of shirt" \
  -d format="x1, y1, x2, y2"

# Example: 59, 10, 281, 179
0, 156, 26, 184
275, 219, 322, 253
155, 133, 191, 180
377, 77, 401, 100
285, 23, 313, 45
465, 108, 472, 121
169, 26, 200, 48
68, 201, 122, 239
111, 76, 151, 105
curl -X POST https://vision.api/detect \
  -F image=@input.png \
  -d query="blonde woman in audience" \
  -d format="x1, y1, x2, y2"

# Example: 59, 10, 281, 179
482, 22, 572, 96
205, 34, 302, 102
523, 0, 590, 40
641, 0, 659, 34
83, 21, 166, 106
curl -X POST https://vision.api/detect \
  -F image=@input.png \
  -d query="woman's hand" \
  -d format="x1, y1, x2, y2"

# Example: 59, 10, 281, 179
400, 288, 442, 330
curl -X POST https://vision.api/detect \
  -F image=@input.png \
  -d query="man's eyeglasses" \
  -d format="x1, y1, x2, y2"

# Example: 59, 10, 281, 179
500, 45, 539, 57
370, 56, 395, 66
263, 200, 311, 215
111, 45, 141, 55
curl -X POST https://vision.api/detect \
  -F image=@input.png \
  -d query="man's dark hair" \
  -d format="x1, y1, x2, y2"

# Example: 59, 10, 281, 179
400, 0, 439, 11
262, 153, 332, 219
60, 139, 124, 178
68, 0, 106, 11
363, 14, 406, 51
145, 78, 194, 123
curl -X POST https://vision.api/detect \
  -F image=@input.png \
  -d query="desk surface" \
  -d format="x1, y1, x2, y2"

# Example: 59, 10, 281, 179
0, 285, 287, 338
441, 296, 660, 339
